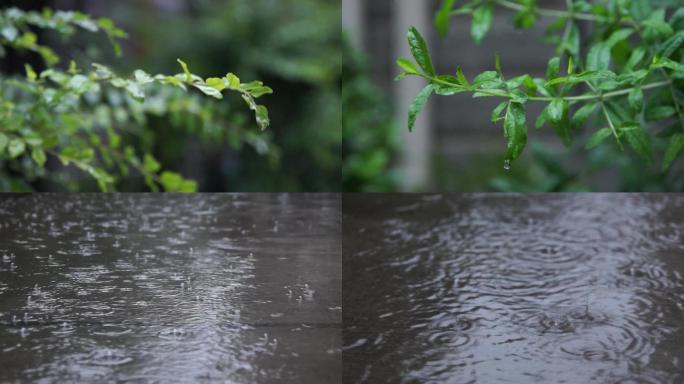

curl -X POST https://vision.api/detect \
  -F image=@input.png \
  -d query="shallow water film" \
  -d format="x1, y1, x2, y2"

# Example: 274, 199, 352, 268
343, 194, 684, 384
0, 194, 341, 383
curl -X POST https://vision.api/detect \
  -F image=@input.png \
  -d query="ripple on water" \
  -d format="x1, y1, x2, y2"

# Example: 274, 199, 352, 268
84, 348, 133, 366
343, 194, 684, 384
91, 324, 132, 337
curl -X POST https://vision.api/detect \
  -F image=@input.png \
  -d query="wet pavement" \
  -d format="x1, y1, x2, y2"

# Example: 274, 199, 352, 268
0, 194, 341, 383
343, 194, 684, 384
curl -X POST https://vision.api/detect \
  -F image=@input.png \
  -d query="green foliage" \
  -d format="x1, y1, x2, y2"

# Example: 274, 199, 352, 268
0, 6, 271, 192
118, 0, 340, 191
398, 0, 684, 178
342, 36, 399, 192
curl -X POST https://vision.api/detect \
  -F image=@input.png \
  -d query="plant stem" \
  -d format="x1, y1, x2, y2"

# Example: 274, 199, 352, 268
419, 73, 671, 103
600, 102, 620, 140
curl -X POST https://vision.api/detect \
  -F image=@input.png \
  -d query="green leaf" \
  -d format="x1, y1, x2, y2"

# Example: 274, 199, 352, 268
435, 0, 457, 38
397, 58, 419, 74
193, 83, 223, 99
652, 57, 684, 72
621, 122, 653, 162
408, 84, 434, 131
571, 102, 598, 129
625, 47, 646, 71
658, 31, 684, 59
473, 71, 504, 89
513, 7, 537, 29
160, 171, 197, 192
586, 43, 611, 71
628, 87, 643, 111
585, 127, 613, 149
177, 58, 192, 83
535, 108, 548, 129
31, 148, 46, 166
24, 133, 42, 147
134, 69, 153, 84
433, 75, 464, 96
471, 4, 493, 44
8, 139, 25, 159
605, 28, 633, 48
160, 171, 183, 192
205, 77, 226, 91
179, 180, 198, 193
1, 25, 18, 42
546, 57, 560, 81
491, 101, 508, 123
25, 64, 37, 81
646, 106, 676, 121
561, 23, 580, 58
143, 153, 161, 173
456, 67, 469, 87
68, 75, 89, 92
226, 73, 241, 89
642, 9, 674, 41
126, 82, 145, 101
663, 133, 684, 171
407, 26, 435, 76
503, 102, 527, 161
547, 99, 565, 124
256, 105, 270, 130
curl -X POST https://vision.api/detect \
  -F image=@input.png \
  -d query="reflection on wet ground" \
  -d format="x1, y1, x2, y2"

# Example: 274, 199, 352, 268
343, 194, 684, 384
0, 194, 341, 383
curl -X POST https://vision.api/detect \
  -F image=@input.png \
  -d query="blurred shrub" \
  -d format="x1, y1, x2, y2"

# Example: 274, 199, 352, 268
342, 36, 399, 192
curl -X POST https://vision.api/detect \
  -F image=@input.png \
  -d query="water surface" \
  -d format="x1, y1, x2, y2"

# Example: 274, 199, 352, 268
0, 193, 341, 383
343, 194, 684, 384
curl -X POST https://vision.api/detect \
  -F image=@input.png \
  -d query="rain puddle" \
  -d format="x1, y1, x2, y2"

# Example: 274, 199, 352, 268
343, 194, 684, 384
0, 194, 341, 383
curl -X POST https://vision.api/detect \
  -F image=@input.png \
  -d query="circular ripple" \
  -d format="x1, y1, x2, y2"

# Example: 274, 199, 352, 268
91, 324, 132, 337
84, 348, 133, 366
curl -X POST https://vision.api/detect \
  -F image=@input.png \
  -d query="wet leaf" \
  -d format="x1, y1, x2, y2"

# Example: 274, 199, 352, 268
407, 26, 435, 76
663, 133, 684, 171
408, 84, 434, 131
585, 127, 613, 149
621, 122, 653, 162
571, 102, 598, 129
503, 102, 527, 161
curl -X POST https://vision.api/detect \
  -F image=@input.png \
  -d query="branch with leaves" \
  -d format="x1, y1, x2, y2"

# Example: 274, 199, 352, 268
399, 0, 684, 173
0, 7, 272, 192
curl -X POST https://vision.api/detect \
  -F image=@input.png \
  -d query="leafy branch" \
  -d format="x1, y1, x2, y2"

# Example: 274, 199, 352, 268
0, 7, 126, 64
0, 6, 273, 192
400, 0, 684, 172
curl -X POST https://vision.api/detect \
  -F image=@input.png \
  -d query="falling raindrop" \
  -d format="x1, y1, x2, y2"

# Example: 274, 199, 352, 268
503, 159, 511, 171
